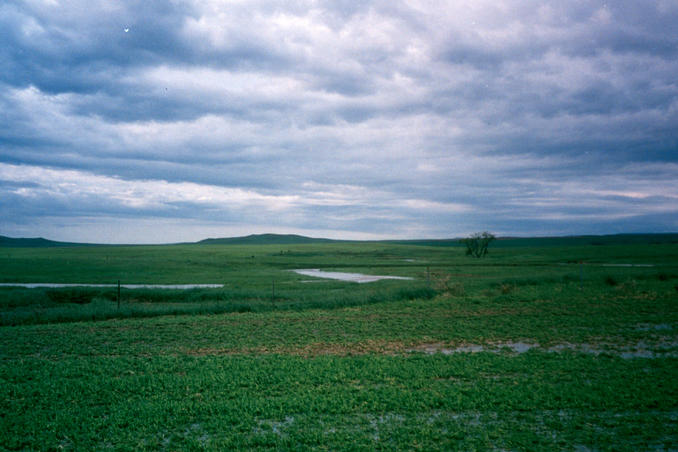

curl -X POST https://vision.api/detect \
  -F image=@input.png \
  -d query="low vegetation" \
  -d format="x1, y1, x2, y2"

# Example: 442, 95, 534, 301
1, 235, 677, 450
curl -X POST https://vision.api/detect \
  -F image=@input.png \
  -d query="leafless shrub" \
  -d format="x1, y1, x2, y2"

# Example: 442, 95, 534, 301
431, 272, 465, 296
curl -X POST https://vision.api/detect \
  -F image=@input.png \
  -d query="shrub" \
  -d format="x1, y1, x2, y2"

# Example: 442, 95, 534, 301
431, 272, 465, 296
500, 283, 514, 295
46, 289, 98, 304
461, 232, 496, 258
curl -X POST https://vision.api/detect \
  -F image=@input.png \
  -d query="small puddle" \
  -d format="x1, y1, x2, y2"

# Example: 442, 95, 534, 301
412, 342, 538, 355
557, 263, 655, 267
0, 283, 223, 289
292, 269, 413, 283
442, 345, 485, 354
635, 323, 673, 332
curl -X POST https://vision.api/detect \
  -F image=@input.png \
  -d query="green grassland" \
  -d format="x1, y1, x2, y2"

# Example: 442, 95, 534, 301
1, 236, 677, 450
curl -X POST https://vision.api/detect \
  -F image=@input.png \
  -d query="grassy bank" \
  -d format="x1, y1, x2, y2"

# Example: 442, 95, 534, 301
0, 284, 436, 326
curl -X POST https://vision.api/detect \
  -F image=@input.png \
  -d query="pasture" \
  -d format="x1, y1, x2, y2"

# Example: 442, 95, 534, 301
1, 236, 677, 450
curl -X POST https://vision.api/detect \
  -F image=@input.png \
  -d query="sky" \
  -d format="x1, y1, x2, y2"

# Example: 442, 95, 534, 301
1, 0, 677, 244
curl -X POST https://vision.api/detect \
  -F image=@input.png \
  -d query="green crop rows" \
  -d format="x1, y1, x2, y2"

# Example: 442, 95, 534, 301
1, 238, 677, 450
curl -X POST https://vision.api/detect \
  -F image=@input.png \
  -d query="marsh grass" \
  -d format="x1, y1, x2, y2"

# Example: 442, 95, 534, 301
0, 284, 437, 326
1, 237, 676, 327
1, 239, 677, 450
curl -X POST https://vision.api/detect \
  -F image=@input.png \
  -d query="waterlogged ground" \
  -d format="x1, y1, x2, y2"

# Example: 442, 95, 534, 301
2, 293, 677, 450
1, 241, 677, 450
410, 337, 678, 359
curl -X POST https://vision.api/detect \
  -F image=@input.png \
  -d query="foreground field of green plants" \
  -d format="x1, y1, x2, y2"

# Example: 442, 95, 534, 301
1, 237, 677, 450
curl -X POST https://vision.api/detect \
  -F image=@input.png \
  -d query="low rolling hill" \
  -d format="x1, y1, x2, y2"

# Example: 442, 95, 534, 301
197, 233, 338, 245
0, 236, 87, 248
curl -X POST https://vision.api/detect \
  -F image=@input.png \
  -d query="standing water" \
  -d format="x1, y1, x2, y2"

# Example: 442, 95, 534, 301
0, 283, 223, 289
292, 269, 412, 283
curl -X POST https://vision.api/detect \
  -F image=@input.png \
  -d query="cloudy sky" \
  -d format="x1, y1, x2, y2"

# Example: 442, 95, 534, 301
1, 0, 677, 243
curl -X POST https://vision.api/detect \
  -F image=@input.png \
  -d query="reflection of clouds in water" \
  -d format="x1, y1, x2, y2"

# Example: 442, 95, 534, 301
410, 339, 678, 359
0, 283, 223, 289
293, 269, 412, 283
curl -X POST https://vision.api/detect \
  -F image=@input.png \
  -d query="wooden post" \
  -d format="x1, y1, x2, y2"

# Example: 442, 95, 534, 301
426, 266, 430, 288
117, 280, 121, 308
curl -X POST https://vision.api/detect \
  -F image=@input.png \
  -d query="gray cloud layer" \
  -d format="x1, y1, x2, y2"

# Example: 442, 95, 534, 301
1, 0, 677, 242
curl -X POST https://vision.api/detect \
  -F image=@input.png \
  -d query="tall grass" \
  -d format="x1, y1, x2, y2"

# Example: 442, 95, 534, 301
0, 284, 437, 326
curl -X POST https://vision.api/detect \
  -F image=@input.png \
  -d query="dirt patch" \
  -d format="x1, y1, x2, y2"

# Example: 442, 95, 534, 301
182, 339, 412, 357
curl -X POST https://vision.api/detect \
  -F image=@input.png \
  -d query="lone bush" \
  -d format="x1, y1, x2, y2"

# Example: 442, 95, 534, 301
462, 232, 496, 258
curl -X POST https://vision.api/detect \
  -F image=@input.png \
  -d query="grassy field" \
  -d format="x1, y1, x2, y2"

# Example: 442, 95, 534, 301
1, 237, 677, 450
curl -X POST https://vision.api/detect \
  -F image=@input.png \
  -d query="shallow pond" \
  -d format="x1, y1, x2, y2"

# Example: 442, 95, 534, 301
293, 269, 413, 283
0, 283, 223, 289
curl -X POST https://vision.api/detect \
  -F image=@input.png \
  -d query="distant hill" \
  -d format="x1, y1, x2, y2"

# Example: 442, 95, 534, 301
490, 233, 678, 247
1, 233, 339, 247
386, 233, 678, 247
0, 236, 87, 247
197, 233, 338, 245
3, 232, 676, 247
383, 239, 462, 247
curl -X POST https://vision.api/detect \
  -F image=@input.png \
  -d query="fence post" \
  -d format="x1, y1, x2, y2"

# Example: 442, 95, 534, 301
117, 280, 121, 308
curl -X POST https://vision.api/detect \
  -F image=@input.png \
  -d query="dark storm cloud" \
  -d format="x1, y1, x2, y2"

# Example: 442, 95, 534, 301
1, 0, 677, 242
1, 2, 187, 90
